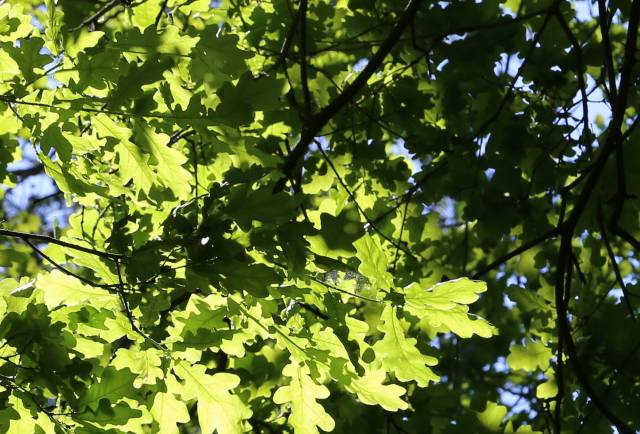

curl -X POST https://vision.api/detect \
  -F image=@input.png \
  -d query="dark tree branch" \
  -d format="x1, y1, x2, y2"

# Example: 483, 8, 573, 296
69, 0, 126, 32
154, 0, 169, 28
27, 189, 63, 212
299, 0, 312, 115
555, 0, 639, 233
392, 199, 410, 273
597, 0, 618, 100
555, 11, 592, 155
472, 227, 560, 279
298, 301, 329, 320
551, 2, 640, 431
271, 0, 306, 71
0, 228, 124, 260
167, 127, 194, 147
273, 0, 424, 192
610, 225, 640, 252
597, 210, 636, 319
8, 164, 44, 179
186, 137, 200, 226
23, 238, 119, 289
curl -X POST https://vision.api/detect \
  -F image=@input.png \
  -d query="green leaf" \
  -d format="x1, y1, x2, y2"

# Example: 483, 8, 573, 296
536, 376, 558, 400
507, 340, 551, 372
307, 208, 365, 259
404, 278, 497, 338
93, 114, 155, 193
273, 362, 336, 434
373, 305, 439, 387
65, 30, 105, 58
37, 270, 120, 311
112, 26, 199, 56
0, 46, 20, 81
477, 401, 507, 431
4, 1, 629, 432
131, 0, 164, 31
134, 123, 192, 199
150, 375, 191, 434
346, 369, 408, 411
405, 278, 487, 310
353, 234, 394, 292
7, 38, 49, 83
112, 347, 164, 387
224, 185, 300, 230
79, 367, 139, 411
175, 362, 252, 434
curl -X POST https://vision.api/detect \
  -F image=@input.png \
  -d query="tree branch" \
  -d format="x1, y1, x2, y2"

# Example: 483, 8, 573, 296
551, 2, 640, 431
472, 227, 560, 279
555, 11, 592, 156
271, 0, 305, 71
69, 0, 126, 32
273, 0, 424, 192
597, 0, 618, 99
597, 210, 636, 319
299, 0, 312, 115
0, 228, 124, 260
23, 238, 119, 290
8, 164, 44, 179
154, 0, 169, 28
27, 189, 63, 212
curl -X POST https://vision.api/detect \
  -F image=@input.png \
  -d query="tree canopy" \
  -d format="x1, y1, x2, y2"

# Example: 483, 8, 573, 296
1, 0, 639, 433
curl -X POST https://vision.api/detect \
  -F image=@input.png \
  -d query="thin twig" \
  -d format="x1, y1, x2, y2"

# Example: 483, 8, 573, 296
474, 4, 557, 139
8, 164, 44, 179
298, 301, 329, 320
69, 0, 124, 32
23, 239, 119, 289
27, 189, 63, 211
392, 199, 410, 273
299, 0, 312, 115
597, 0, 618, 99
315, 140, 417, 260
167, 127, 194, 147
555, 11, 592, 156
472, 227, 560, 279
597, 209, 636, 319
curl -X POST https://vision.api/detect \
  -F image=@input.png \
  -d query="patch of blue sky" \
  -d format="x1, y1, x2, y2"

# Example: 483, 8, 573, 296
3, 140, 66, 229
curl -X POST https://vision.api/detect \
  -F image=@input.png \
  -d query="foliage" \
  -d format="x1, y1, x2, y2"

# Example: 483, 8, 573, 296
0, 0, 639, 433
